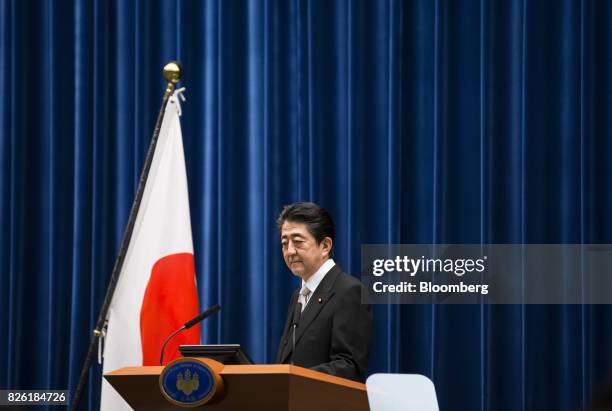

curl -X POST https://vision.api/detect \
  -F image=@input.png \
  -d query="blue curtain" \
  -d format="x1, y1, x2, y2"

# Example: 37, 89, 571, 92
1, 0, 611, 410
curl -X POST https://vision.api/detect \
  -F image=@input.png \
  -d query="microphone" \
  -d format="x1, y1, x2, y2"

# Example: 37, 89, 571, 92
184, 304, 221, 329
159, 304, 221, 365
291, 302, 302, 365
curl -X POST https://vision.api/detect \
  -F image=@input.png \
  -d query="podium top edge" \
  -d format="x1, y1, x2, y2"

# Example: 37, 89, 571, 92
222, 364, 366, 390
104, 364, 366, 391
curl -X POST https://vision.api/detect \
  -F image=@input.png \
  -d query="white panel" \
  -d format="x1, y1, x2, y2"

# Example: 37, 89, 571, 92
366, 374, 439, 411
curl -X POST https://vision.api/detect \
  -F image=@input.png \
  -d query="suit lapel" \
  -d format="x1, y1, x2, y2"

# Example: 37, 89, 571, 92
292, 265, 341, 350
279, 264, 342, 364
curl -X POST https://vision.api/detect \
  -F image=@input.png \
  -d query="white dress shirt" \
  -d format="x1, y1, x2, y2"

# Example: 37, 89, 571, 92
300, 258, 335, 310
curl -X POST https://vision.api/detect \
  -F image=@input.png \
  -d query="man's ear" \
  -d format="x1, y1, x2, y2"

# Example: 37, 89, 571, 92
321, 237, 333, 257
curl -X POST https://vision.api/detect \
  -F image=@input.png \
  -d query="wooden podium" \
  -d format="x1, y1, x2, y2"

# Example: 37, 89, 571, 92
104, 359, 370, 410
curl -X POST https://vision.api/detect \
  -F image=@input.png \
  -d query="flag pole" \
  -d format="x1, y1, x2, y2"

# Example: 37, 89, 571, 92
70, 61, 182, 411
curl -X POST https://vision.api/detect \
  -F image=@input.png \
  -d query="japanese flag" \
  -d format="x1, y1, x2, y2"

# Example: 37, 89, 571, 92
100, 90, 200, 410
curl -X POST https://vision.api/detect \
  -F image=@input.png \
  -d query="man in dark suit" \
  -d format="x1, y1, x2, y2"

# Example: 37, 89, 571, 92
276, 202, 373, 382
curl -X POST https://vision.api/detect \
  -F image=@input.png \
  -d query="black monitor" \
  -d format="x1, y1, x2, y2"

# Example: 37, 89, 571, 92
179, 344, 253, 365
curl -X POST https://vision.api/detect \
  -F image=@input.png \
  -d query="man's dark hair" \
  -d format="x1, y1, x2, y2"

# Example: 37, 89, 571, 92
277, 202, 335, 257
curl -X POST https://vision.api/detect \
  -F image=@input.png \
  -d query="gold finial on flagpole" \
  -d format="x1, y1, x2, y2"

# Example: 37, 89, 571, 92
163, 61, 182, 97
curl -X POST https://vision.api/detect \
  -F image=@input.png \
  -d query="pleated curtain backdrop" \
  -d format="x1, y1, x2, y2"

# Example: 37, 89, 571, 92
1, 0, 611, 410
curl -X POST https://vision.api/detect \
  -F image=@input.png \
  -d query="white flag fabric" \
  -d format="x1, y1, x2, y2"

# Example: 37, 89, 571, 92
100, 89, 200, 410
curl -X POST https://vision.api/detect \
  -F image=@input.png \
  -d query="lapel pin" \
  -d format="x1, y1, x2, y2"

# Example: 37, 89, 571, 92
318, 297, 323, 303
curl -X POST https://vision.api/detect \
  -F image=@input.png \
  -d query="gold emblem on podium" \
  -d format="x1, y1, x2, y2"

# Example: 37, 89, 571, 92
176, 369, 200, 395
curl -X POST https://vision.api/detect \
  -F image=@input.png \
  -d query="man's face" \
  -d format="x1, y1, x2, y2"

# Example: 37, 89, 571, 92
280, 220, 331, 281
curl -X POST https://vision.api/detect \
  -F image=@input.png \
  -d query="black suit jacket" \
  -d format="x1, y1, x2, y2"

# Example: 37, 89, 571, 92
276, 264, 373, 382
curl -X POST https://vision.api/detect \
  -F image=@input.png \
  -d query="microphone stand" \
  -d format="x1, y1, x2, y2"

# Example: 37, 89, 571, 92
159, 304, 221, 365
159, 327, 186, 366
